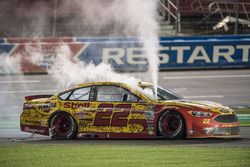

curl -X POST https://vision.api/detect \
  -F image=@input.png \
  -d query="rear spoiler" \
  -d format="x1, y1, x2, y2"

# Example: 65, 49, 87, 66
25, 95, 53, 101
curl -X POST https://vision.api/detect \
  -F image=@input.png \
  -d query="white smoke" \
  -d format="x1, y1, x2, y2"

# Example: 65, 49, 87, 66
2, 0, 160, 96
116, 0, 160, 97
0, 53, 23, 75
24, 44, 139, 88
47, 44, 141, 88
68, 0, 160, 95
23, 43, 157, 100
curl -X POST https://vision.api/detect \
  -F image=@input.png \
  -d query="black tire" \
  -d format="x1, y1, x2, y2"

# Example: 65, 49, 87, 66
49, 112, 77, 140
158, 110, 185, 139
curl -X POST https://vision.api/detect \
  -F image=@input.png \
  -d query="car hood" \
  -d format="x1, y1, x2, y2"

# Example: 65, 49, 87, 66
159, 99, 234, 114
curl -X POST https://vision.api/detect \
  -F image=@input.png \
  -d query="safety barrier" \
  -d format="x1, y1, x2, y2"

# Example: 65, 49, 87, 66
237, 114, 250, 126
0, 35, 249, 73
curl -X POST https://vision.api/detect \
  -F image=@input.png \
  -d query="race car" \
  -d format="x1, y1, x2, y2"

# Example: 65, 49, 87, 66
20, 81, 240, 139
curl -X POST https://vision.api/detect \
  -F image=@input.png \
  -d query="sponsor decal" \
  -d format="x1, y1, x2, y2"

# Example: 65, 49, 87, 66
203, 119, 211, 124
22, 125, 48, 135
75, 112, 89, 120
147, 124, 154, 135
145, 111, 154, 121
38, 103, 56, 110
144, 111, 155, 135
35, 102, 58, 114
222, 123, 238, 127
64, 102, 90, 109
24, 126, 45, 133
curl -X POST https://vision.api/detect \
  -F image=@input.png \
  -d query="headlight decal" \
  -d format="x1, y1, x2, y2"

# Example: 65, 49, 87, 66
189, 111, 212, 117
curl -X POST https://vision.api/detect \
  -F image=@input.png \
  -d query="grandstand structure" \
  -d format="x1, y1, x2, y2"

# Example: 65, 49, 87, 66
179, 0, 250, 35
0, 0, 249, 37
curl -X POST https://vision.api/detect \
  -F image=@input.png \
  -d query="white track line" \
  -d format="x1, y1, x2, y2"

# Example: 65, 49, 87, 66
0, 80, 41, 84
163, 74, 250, 80
184, 95, 224, 99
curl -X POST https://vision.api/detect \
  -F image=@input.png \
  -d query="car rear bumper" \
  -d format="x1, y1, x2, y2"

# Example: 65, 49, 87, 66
20, 124, 49, 136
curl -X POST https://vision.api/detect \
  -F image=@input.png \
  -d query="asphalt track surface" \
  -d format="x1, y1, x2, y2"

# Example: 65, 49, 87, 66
0, 69, 250, 147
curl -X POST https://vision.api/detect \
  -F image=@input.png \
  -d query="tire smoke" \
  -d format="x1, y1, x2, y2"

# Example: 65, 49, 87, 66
70, 0, 160, 96
1, 0, 160, 95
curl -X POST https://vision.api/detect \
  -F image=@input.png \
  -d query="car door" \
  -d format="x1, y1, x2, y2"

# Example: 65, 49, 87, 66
88, 85, 150, 136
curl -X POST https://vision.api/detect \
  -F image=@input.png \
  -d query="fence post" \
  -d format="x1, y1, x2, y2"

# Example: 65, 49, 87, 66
52, 0, 58, 37
234, 0, 239, 34
175, 0, 180, 36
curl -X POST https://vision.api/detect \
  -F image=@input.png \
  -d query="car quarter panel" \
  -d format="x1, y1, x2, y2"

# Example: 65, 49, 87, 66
59, 100, 158, 138
20, 98, 60, 135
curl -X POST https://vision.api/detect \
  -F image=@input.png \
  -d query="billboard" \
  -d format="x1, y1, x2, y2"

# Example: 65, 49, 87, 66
0, 35, 249, 73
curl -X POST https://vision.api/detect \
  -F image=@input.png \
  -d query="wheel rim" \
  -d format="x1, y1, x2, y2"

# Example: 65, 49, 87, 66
161, 114, 180, 135
53, 115, 72, 136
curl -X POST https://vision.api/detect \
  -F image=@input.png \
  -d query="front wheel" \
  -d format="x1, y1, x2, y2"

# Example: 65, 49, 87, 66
49, 112, 77, 140
158, 110, 185, 139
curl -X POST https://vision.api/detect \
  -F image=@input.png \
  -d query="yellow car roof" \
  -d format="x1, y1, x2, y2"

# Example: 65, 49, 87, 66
61, 81, 154, 102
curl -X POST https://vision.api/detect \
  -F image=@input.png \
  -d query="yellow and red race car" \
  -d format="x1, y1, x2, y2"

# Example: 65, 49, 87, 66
20, 81, 240, 139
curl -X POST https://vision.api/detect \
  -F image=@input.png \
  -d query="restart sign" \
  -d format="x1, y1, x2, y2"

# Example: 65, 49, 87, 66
76, 35, 250, 70
159, 40, 250, 69
101, 44, 250, 69
0, 35, 250, 73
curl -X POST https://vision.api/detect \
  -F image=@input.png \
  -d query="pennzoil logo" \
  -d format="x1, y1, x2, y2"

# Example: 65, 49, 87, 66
36, 102, 57, 114
38, 103, 56, 110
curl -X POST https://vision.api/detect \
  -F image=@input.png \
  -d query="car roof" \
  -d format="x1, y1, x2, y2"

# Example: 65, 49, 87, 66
77, 81, 124, 87
55, 81, 155, 102
66, 81, 154, 101
76, 81, 153, 88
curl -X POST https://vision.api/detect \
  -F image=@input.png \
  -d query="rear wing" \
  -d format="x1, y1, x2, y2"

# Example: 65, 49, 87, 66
25, 95, 53, 101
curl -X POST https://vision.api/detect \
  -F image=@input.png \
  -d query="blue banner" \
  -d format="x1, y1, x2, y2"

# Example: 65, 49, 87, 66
159, 38, 250, 69
76, 35, 250, 70
0, 35, 250, 72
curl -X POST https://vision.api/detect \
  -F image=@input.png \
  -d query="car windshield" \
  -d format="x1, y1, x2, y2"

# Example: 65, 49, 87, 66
141, 86, 183, 101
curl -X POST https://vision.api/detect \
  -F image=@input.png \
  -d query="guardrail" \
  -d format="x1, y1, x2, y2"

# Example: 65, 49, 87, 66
237, 114, 250, 126
0, 35, 250, 73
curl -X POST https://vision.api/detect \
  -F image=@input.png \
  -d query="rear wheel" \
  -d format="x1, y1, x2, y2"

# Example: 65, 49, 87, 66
49, 112, 77, 140
158, 110, 185, 139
